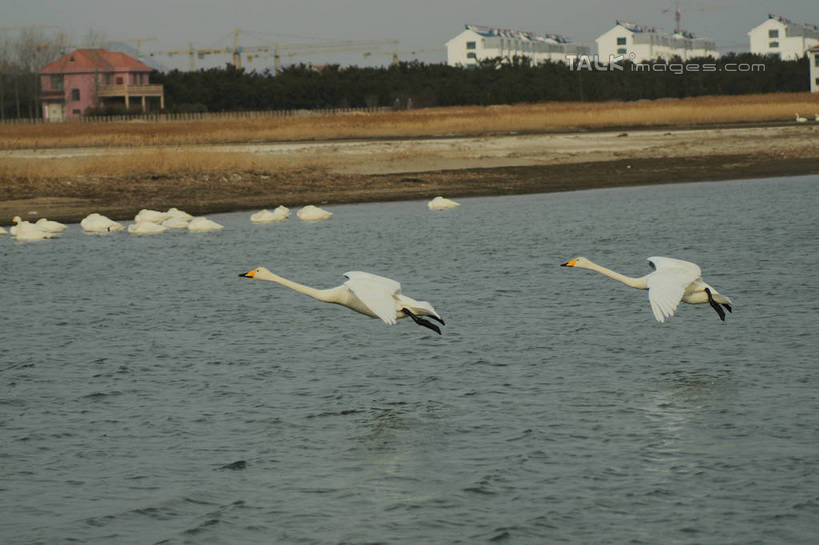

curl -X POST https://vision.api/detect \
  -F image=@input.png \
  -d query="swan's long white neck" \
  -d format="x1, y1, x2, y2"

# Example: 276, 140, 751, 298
254, 269, 340, 303
579, 260, 648, 290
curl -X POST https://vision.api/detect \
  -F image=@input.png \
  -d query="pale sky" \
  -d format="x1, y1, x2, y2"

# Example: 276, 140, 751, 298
2, 0, 817, 71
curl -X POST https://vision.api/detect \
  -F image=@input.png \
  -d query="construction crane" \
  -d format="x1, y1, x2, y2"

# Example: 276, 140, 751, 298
662, 0, 732, 34
362, 47, 444, 65
270, 39, 397, 73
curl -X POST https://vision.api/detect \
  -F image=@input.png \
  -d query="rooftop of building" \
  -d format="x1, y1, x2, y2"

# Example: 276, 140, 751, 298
40, 49, 152, 74
464, 24, 572, 44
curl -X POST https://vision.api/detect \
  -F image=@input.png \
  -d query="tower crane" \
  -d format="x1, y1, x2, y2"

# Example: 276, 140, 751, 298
662, 0, 732, 34
362, 47, 444, 65
271, 39, 396, 73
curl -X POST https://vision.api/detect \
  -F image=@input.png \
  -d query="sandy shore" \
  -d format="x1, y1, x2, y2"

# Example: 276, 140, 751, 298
2, 124, 818, 224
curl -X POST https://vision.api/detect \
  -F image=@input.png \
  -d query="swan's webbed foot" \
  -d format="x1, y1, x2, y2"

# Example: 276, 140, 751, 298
705, 288, 726, 321
402, 308, 442, 335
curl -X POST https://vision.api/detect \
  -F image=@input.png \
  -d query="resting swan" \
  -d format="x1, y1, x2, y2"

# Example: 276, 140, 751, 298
795, 113, 807, 123
11, 216, 56, 241
35, 218, 68, 233
296, 205, 332, 221
428, 196, 460, 210
561, 256, 733, 323
81, 213, 125, 233
239, 268, 445, 334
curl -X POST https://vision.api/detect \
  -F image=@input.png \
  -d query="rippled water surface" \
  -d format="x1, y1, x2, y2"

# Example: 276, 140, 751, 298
2, 175, 818, 544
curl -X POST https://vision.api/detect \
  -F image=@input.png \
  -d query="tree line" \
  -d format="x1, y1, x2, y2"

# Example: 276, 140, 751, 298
0, 33, 811, 119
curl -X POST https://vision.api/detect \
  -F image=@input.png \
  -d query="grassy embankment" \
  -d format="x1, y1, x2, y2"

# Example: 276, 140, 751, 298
1, 92, 817, 183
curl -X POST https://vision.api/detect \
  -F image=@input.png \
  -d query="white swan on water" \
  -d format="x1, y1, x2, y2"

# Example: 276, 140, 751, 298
297, 205, 332, 221
795, 113, 807, 123
251, 206, 290, 223
428, 196, 460, 210
128, 221, 167, 235
11, 216, 55, 242
35, 218, 68, 233
161, 216, 190, 230
561, 256, 733, 323
188, 217, 224, 232
239, 268, 445, 334
135, 209, 171, 224
81, 213, 125, 233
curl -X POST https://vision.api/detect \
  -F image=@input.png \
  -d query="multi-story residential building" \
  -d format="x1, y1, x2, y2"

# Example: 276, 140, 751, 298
596, 20, 717, 63
446, 24, 589, 67
39, 49, 164, 121
748, 14, 819, 60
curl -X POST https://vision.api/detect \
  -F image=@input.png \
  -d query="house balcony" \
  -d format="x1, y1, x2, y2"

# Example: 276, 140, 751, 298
97, 84, 164, 110
97, 84, 164, 98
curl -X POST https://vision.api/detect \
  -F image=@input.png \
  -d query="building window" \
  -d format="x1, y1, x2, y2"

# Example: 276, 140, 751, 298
50, 75, 63, 90
466, 52, 477, 59
617, 37, 627, 45
769, 41, 779, 48
466, 41, 476, 50
116, 76, 123, 84
617, 48, 627, 54
768, 29, 779, 38
814, 54, 819, 66
71, 88, 80, 101
72, 109, 80, 115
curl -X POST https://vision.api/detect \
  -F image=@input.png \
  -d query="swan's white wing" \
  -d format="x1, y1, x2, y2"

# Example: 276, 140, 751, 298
645, 258, 701, 323
343, 271, 401, 325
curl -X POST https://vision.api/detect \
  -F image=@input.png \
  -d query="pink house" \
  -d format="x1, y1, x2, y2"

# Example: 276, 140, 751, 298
39, 49, 164, 121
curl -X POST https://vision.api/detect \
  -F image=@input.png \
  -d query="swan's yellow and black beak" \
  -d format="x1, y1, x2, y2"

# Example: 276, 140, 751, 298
239, 268, 258, 279
561, 259, 577, 267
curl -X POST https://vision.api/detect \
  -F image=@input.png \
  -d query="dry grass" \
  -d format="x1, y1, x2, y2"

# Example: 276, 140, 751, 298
1, 92, 817, 150
2, 92, 817, 183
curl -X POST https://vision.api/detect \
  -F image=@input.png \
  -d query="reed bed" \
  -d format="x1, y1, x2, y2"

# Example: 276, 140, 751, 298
1, 93, 817, 151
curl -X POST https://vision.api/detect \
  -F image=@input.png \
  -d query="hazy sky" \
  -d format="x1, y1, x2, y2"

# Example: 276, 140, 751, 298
3, 0, 818, 71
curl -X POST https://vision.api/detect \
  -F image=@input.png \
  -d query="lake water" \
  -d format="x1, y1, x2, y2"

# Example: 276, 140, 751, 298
1, 175, 817, 545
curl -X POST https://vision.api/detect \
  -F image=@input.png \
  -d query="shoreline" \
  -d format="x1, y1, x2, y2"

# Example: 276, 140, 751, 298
2, 153, 818, 225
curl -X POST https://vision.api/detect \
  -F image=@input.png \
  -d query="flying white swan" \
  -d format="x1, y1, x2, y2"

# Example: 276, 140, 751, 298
561, 256, 733, 322
297, 205, 332, 221
428, 196, 460, 210
795, 113, 807, 123
239, 268, 445, 334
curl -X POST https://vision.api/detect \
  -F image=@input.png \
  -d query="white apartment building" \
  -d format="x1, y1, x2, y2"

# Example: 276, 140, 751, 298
446, 24, 589, 67
810, 45, 819, 92
749, 14, 819, 60
596, 21, 717, 63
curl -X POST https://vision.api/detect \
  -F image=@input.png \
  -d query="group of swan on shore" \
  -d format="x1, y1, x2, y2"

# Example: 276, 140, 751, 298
239, 256, 733, 335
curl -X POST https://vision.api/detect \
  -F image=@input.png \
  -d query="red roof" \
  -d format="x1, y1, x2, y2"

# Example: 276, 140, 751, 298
40, 49, 151, 74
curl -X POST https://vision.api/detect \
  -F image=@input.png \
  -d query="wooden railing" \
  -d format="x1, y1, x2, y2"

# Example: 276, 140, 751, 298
97, 84, 164, 97
0, 106, 391, 125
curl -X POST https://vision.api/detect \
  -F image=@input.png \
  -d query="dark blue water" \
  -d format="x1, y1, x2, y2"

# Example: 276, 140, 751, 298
2, 175, 817, 544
